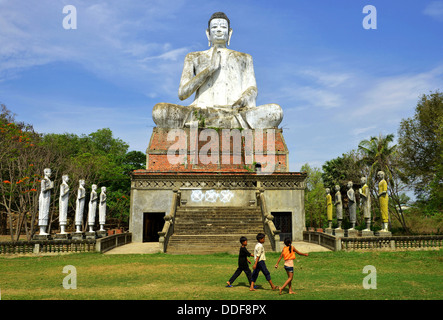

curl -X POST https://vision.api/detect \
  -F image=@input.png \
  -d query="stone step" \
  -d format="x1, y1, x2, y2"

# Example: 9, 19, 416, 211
175, 218, 262, 224
167, 206, 268, 254
166, 234, 273, 254
176, 208, 261, 215
177, 206, 259, 210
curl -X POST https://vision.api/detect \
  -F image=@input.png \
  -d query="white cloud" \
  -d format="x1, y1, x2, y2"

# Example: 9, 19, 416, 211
0, 0, 188, 96
298, 69, 353, 88
423, 1, 443, 21
351, 126, 376, 136
351, 66, 443, 118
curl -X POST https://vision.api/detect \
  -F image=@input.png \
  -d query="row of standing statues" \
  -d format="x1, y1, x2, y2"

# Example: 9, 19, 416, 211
325, 171, 390, 235
37, 168, 107, 237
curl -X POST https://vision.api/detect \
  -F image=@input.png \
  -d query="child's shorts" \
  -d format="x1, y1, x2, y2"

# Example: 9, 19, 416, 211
284, 266, 294, 273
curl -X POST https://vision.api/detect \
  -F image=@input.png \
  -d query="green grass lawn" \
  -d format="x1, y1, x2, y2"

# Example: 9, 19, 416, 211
0, 250, 441, 300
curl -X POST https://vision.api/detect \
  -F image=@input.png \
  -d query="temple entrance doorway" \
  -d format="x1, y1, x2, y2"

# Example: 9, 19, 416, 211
272, 212, 292, 241
143, 212, 165, 242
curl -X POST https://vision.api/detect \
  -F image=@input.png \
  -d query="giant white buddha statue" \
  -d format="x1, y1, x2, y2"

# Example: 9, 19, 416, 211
152, 12, 283, 129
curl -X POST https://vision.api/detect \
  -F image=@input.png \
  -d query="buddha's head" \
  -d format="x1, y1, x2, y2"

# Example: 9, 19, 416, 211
206, 12, 233, 47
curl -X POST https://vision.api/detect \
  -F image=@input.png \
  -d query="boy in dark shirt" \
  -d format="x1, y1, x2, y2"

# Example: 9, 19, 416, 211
226, 236, 254, 287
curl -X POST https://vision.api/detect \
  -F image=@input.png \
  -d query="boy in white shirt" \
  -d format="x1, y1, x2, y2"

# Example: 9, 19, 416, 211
249, 233, 279, 291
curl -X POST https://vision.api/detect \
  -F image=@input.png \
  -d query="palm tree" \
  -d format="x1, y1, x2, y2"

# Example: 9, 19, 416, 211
358, 133, 410, 233
358, 133, 396, 183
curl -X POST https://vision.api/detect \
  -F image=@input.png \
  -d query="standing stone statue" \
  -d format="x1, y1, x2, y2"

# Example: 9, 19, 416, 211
58, 174, 69, 234
359, 177, 372, 232
38, 168, 53, 235
74, 179, 86, 233
377, 171, 389, 232
347, 181, 356, 230
334, 185, 343, 230
326, 188, 333, 229
152, 12, 283, 129
87, 184, 98, 232
99, 186, 107, 231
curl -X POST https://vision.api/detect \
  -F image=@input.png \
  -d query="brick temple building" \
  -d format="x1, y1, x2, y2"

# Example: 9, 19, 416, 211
129, 127, 307, 254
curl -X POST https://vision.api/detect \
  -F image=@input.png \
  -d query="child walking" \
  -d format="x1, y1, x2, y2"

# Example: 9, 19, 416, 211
249, 233, 279, 291
275, 237, 308, 295
226, 236, 254, 287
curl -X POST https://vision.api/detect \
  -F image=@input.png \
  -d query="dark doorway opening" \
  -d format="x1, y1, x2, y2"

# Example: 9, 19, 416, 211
272, 212, 292, 240
143, 212, 165, 242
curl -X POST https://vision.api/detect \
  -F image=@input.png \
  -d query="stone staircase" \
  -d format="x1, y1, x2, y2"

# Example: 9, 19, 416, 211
166, 206, 272, 254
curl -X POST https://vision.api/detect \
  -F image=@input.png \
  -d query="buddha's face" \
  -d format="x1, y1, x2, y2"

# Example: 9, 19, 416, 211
207, 18, 231, 45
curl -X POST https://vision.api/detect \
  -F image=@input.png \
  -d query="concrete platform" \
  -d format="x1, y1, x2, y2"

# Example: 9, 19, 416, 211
104, 241, 331, 254
104, 242, 161, 255
289, 241, 332, 253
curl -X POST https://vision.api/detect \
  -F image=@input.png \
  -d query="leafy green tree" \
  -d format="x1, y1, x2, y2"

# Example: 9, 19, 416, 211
358, 133, 411, 232
1, 104, 144, 238
301, 163, 326, 229
358, 133, 396, 181
322, 150, 363, 190
398, 91, 443, 213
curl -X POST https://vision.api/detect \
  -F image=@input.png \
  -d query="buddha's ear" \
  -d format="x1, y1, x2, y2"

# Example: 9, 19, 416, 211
206, 28, 211, 47
228, 28, 233, 46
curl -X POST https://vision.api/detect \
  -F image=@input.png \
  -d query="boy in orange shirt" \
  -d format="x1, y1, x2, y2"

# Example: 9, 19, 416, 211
275, 237, 308, 295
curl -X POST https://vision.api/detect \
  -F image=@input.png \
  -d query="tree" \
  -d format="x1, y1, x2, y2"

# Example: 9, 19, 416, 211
0, 105, 56, 240
398, 91, 443, 213
1, 105, 143, 239
358, 133, 396, 179
358, 133, 410, 232
322, 150, 363, 189
301, 163, 326, 229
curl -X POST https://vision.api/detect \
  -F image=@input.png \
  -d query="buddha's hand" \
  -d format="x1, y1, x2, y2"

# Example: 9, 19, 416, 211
209, 47, 221, 73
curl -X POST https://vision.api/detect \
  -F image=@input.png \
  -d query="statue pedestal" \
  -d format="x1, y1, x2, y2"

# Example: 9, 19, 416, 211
375, 230, 392, 237
334, 228, 344, 238
54, 233, 70, 241
145, 127, 290, 172
32, 234, 51, 241
71, 232, 84, 240
325, 228, 333, 235
85, 232, 96, 240
96, 230, 107, 238
362, 230, 374, 237
346, 229, 358, 238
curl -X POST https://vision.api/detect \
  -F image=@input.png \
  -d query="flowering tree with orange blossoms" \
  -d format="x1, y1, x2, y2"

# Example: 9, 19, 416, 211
0, 105, 47, 240
1, 105, 145, 239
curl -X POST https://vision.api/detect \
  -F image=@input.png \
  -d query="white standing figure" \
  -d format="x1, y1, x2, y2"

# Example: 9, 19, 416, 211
38, 168, 54, 235
74, 179, 86, 233
59, 174, 69, 234
99, 187, 107, 231
87, 184, 98, 232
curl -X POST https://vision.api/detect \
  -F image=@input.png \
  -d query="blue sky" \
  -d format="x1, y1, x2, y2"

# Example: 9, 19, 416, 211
1, 0, 442, 172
